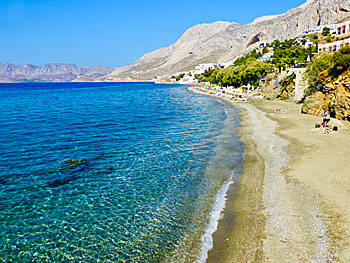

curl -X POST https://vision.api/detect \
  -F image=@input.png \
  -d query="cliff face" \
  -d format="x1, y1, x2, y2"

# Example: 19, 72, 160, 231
0, 63, 113, 82
302, 69, 350, 121
103, 0, 350, 81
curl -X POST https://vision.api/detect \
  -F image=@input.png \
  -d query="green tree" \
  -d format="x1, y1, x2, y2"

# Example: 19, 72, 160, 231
322, 27, 331, 36
198, 61, 272, 88
331, 46, 350, 75
197, 37, 318, 89
176, 73, 185, 81
272, 39, 281, 49
282, 56, 295, 67
262, 46, 270, 54
304, 53, 334, 93
309, 34, 318, 43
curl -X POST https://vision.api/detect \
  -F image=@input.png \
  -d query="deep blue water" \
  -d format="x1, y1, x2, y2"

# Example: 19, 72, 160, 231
0, 82, 243, 262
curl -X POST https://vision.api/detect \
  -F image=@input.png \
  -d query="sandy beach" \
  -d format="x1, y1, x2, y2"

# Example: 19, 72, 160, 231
189, 88, 350, 262
251, 100, 350, 262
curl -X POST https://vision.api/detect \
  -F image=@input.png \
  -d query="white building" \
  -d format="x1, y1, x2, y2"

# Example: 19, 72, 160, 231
220, 60, 235, 68
302, 24, 337, 35
257, 51, 274, 62
318, 38, 350, 53
178, 75, 198, 84
192, 63, 216, 75
318, 21, 350, 53
304, 41, 314, 48
335, 20, 350, 36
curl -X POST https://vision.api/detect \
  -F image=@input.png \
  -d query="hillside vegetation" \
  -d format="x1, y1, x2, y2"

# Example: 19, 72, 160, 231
196, 38, 316, 88
196, 37, 350, 121
302, 46, 350, 121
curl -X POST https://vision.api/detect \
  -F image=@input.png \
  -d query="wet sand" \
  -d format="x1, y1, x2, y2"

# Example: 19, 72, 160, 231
189, 88, 350, 262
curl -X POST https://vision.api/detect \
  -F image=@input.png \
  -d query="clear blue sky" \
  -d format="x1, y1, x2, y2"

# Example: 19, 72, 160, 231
0, 0, 307, 67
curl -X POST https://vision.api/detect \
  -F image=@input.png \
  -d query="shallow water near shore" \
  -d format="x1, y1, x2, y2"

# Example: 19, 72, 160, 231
0, 82, 243, 262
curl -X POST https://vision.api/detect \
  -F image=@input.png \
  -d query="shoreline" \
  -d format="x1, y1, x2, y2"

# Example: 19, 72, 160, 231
189, 87, 350, 262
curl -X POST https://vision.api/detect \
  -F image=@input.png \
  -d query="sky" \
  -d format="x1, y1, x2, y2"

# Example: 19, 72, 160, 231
0, 0, 307, 68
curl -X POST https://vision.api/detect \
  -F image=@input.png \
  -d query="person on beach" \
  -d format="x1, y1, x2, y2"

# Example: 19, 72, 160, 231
321, 112, 331, 127
321, 112, 331, 134
324, 125, 332, 134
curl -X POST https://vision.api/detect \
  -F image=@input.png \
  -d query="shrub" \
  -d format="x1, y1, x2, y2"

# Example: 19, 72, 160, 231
197, 61, 272, 88
309, 34, 318, 43
322, 27, 331, 36
318, 70, 329, 80
279, 73, 296, 87
339, 46, 350, 54
262, 46, 270, 54
176, 73, 185, 81
331, 50, 350, 75
304, 53, 334, 93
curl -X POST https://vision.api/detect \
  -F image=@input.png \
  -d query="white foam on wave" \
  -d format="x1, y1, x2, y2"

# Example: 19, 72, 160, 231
195, 177, 233, 263
194, 103, 242, 263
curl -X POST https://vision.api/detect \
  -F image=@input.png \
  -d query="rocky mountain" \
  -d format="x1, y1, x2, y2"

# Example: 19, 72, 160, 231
103, 0, 350, 81
0, 63, 113, 82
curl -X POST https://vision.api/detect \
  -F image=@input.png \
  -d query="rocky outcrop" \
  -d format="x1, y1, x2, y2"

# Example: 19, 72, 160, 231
301, 69, 350, 121
261, 72, 297, 101
0, 63, 113, 82
104, 0, 350, 81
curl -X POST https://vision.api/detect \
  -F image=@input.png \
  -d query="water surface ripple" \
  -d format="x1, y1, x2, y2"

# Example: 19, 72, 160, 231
0, 82, 243, 262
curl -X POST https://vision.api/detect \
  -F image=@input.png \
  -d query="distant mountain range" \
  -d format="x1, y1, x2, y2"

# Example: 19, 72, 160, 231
0, 63, 113, 83
102, 0, 350, 81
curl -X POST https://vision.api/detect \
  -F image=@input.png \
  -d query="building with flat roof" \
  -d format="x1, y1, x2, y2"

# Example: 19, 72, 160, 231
302, 24, 337, 35
318, 38, 350, 53
335, 21, 350, 36
318, 21, 350, 53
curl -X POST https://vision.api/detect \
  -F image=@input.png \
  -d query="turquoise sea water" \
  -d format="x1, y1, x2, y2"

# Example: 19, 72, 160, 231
0, 82, 243, 262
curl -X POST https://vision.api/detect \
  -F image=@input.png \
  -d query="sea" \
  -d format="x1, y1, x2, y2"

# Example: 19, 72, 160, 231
0, 82, 243, 262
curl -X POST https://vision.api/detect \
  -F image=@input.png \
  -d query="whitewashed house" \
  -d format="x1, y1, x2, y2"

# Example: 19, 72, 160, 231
318, 21, 350, 53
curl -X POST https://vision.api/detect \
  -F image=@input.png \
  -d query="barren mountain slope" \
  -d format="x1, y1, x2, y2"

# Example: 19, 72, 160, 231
103, 0, 350, 81
0, 63, 113, 82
